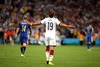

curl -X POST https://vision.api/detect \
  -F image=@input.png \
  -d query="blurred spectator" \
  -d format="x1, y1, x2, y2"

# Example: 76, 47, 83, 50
77, 31, 85, 46
73, 29, 78, 38
0, 24, 4, 44
97, 28, 100, 39
56, 30, 61, 45
92, 33, 97, 46
6, 28, 15, 45
29, 27, 39, 44
38, 33, 45, 45
4, 30, 8, 44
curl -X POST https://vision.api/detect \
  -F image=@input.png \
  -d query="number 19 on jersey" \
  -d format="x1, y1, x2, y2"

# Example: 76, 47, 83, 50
48, 22, 53, 30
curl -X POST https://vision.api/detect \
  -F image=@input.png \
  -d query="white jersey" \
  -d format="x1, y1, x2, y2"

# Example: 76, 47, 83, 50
41, 17, 61, 38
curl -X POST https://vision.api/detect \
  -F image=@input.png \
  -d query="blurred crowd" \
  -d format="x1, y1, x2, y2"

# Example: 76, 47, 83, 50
0, 0, 100, 45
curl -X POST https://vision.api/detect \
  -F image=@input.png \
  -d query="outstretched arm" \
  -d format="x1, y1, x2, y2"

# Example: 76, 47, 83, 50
59, 23, 75, 28
32, 22, 41, 26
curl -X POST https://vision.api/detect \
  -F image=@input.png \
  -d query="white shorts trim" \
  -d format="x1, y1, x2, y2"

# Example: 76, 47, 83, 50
45, 37, 56, 46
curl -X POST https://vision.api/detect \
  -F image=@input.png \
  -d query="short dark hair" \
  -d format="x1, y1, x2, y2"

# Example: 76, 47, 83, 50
49, 9, 55, 18
23, 15, 27, 19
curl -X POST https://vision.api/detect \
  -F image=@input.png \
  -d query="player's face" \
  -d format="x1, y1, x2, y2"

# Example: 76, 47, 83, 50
23, 17, 27, 22
89, 25, 92, 27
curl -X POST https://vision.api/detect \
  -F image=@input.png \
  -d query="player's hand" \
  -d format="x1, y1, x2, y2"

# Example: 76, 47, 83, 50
30, 23, 32, 26
27, 22, 33, 26
68, 25, 76, 29
15, 34, 19, 38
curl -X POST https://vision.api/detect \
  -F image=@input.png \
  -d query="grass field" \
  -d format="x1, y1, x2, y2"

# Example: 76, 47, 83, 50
0, 45, 100, 67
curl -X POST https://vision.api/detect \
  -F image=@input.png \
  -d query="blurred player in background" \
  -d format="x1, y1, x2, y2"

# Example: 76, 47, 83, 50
16, 15, 31, 57
85, 24, 94, 51
32, 9, 75, 65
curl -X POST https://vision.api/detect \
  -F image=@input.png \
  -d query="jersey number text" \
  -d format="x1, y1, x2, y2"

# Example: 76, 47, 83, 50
48, 22, 53, 30
22, 25, 26, 32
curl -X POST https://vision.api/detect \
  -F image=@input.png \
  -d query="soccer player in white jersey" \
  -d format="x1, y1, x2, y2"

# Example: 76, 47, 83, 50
32, 9, 75, 65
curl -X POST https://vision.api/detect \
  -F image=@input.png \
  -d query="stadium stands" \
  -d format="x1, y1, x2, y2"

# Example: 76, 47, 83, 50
0, 0, 100, 45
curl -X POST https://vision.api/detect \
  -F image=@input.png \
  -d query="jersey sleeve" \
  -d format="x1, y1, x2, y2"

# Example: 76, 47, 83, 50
41, 18, 47, 24
55, 18, 61, 25
18, 23, 21, 28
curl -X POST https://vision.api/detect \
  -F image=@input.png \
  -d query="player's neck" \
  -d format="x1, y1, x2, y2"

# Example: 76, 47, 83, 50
49, 16, 54, 18
23, 19, 27, 22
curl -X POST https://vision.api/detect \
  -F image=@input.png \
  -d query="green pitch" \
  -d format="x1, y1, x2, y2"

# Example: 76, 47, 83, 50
0, 45, 100, 67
